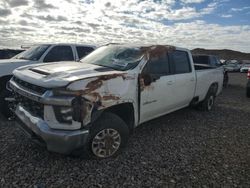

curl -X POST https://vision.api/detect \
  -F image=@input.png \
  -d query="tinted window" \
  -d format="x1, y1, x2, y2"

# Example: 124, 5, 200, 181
16, 45, 50, 61
209, 56, 216, 67
213, 57, 222, 67
43, 46, 74, 62
144, 53, 170, 74
77, 46, 94, 59
193, 55, 209, 65
170, 51, 191, 74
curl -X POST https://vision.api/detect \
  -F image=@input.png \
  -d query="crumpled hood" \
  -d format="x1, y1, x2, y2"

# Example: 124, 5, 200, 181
13, 61, 123, 88
0, 58, 37, 77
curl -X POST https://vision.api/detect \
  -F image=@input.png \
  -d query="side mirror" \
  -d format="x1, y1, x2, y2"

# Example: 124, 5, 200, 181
141, 73, 152, 86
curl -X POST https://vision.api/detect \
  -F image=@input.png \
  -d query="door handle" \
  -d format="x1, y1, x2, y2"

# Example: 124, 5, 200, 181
190, 77, 195, 81
167, 80, 173, 85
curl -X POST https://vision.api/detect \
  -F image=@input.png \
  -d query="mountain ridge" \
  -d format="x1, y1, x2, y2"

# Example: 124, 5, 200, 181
191, 48, 250, 61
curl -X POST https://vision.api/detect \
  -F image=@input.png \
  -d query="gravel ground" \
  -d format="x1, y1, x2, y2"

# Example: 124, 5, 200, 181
0, 73, 249, 187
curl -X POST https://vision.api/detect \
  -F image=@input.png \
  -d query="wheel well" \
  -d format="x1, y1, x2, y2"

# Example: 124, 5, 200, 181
102, 103, 135, 133
0, 75, 12, 90
209, 82, 218, 95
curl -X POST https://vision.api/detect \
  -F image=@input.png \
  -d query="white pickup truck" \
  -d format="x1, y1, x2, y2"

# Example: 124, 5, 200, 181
9, 44, 224, 159
0, 43, 95, 117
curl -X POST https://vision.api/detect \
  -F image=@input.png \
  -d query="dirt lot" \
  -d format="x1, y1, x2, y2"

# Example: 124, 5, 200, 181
0, 73, 249, 187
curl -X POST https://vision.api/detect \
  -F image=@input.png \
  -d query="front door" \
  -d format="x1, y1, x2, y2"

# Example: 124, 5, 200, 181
139, 53, 176, 123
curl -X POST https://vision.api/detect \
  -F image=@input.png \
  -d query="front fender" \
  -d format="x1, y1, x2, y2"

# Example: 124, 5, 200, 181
67, 73, 138, 126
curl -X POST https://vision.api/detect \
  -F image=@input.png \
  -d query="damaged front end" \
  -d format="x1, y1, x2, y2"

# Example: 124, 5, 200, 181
10, 79, 96, 131
51, 88, 95, 127
9, 77, 91, 154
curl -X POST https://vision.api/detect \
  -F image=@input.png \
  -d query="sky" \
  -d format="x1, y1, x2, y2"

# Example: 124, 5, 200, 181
0, 0, 250, 52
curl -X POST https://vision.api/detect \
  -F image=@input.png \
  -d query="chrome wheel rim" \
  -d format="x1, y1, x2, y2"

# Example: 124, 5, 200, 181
91, 128, 121, 158
208, 96, 214, 110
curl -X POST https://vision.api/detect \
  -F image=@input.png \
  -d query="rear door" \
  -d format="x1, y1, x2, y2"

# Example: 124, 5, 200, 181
140, 52, 176, 123
169, 50, 196, 107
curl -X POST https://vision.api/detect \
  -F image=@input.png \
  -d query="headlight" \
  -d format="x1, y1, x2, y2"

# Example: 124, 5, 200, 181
52, 96, 85, 124
53, 106, 73, 124
51, 89, 88, 125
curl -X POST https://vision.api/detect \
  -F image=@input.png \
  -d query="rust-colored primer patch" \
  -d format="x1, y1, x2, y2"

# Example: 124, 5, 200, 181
139, 45, 176, 91
78, 74, 124, 113
102, 95, 120, 101
141, 45, 176, 60
84, 73, 126, 94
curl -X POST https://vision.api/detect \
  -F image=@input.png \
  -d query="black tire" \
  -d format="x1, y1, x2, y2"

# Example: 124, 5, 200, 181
0, 89, 13, 119
223, 72, 229, 88
71, 112, 129, 159
247, 87, 250, 98
197, 89, 216, 111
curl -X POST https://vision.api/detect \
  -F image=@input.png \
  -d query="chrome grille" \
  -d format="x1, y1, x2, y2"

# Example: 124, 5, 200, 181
15, 93, 44, 118
12, 76, 47, 94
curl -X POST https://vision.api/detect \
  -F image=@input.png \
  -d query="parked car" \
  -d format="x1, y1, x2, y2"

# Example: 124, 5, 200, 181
9, 44, 224, 159
247, 69, 250, 98
0, 49, 24, 59
0, 43, 96, 118
192, 54, 228, 87
223, 62, 241, 72
240, 64, 250, 73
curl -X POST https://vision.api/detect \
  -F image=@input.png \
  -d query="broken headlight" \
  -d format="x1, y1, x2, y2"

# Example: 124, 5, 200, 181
53, 106, 73, 124
52, 89, 87, 125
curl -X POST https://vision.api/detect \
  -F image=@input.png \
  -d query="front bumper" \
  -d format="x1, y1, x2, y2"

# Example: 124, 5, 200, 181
15, 105, 89, 154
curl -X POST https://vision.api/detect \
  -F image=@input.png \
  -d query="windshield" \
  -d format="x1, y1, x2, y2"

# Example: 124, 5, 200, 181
80, 45, 144, 71
15, 45, 50, 61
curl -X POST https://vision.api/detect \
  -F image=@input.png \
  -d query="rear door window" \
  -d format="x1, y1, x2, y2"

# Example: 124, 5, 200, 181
43, 46, 74, 62
192, 56, 209, 65
170, 51, 191, 74
76, 46, 94, 59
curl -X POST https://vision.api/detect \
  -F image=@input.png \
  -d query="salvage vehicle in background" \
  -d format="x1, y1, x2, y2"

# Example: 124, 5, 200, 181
240, 64, 250, 73
0, 43, 96, 118
223, 62, 241, 72
9, 44, 224, 159
192, 54, 228, 87
0, 49, 24, 59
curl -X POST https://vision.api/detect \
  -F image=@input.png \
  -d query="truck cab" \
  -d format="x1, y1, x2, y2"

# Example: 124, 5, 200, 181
10, 44, 224, 159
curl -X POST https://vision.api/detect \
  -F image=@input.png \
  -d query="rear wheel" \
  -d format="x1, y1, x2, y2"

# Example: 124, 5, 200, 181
197, 86, 217, 111
223, 71, 229, 87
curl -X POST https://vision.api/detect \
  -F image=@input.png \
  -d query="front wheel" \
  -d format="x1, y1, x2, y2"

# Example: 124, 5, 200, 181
72, 112, 129, 159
